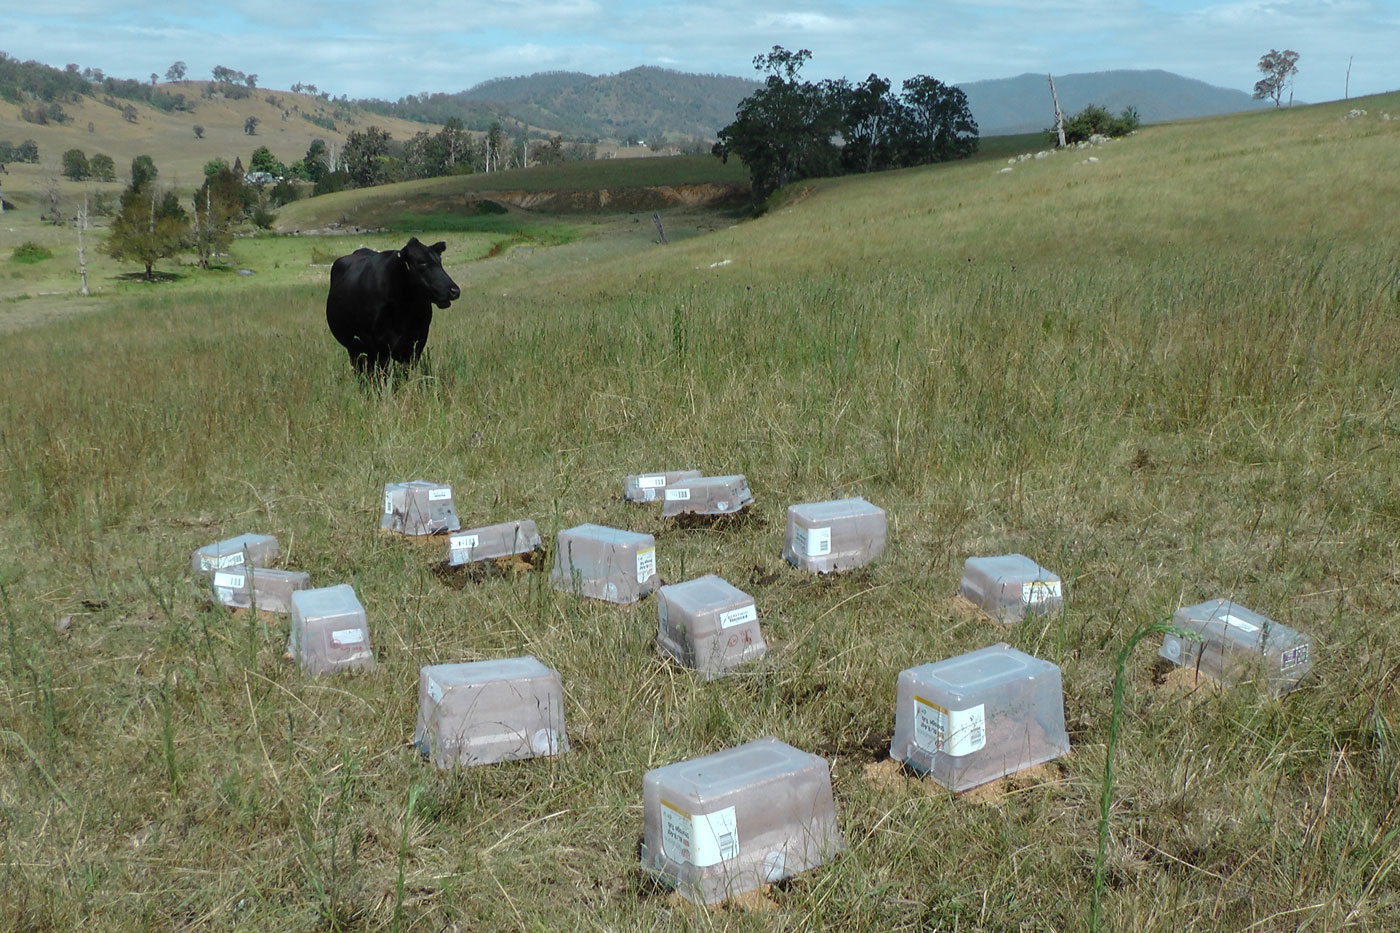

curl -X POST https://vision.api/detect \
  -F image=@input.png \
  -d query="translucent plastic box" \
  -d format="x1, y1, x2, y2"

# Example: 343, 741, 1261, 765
210, 566, 310, 614
959, 554, 1065, 623
1159, 599, 1313, 694
782, 497, 886, 573
412, 656, 569, 769
660, 475, 755, 518
549, 523, 658, 604
624, 469, 702, 503
446, 519, 543, 566
288, 584, 375, 675
657, 575, 767, 679
890, 642, 1071, 792
640, 737, 846, 905
190, 533, 278, 573
381, 480, 461, 535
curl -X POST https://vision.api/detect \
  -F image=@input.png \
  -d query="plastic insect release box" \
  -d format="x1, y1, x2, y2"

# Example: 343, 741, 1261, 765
660, 475, 755, 518
890, 642, 1071, 793
959, 554, 1065, 623
549, 523, 658, 604
287, 584, 375, 675
1159, 598, 1313, 694
210, 566, 310, 614
412, 656, 569, 769
640, 737, 846, 905
446, 519, 543, 566
782, 497, 886, 573
381, 480, 461, 535
623, 469, 702, 503
190, 533, 279, 573
657, 575, 767, 679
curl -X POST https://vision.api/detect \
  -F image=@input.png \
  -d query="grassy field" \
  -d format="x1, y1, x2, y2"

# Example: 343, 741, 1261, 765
1, 91, 1399, 932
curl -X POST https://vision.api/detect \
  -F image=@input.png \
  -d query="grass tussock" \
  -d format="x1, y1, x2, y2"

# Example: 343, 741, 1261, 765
1, 93, 1399, 931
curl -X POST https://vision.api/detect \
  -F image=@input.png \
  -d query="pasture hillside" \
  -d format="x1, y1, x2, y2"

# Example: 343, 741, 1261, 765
0, 83, 435, 189
1, 92, 1398, 932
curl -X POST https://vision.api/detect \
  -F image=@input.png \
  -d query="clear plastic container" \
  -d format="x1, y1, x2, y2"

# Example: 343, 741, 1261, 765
959, 554, 1065, 623
890, 642, 1071, 792
190, 533, 279, 573
624, 469, 702, 503
381, 480, 461, 535
782, 497, 886, 573
660, 475, 755, 518
288, 584, 375, 675
549, 523, 658, 604
1159, 599, 1312, 694
446, 519, 543, 566
412, 656, 569, 768
657, 575, 767, 679
210, 566, 310, 614
640, 736, 845, 905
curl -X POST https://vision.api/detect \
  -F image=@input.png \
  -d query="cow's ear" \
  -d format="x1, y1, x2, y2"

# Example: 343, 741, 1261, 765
431, 241, 447, 255
404, 236, 422, 250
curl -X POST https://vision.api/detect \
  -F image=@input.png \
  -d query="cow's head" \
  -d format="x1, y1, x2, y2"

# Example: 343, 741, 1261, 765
399, 237, 461, 309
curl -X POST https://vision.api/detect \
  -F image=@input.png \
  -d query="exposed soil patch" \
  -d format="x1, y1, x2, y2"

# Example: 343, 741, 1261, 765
861, 757, 1063, 804
431, 548, 546, 587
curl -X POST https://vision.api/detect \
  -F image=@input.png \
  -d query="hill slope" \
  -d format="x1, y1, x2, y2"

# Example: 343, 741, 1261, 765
0, 82, 437, 187
962, 68, 1274, 134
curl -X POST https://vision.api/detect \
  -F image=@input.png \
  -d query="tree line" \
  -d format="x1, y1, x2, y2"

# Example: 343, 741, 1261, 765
713, 48, 979, 202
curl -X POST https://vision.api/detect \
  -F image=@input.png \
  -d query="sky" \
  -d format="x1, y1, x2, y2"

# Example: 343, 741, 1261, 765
6, 1, 1398, 103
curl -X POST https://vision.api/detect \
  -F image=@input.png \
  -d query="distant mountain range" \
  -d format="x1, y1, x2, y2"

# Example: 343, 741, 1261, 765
961, 69, 1275, 135
357, 67, 761, 143
364, 67, 1274, 142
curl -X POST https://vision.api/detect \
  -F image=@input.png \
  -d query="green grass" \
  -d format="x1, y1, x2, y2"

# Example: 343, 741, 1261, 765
1, 91, 1399, 931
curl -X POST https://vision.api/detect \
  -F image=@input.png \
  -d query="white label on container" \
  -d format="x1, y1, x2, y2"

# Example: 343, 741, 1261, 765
636, 547, 657, 583
384, 492, 394, 514
213, 571, 246, 589
208, 551, 246, 570
637, 474, 667, 489
660, 800, 738, 867
912, 695, 986, 758
427, 487, 452, 501
449, 533, 479, 552
1221, 613, 1260, 634
330, 628, 365, 647
1022, 580, 1062, 605
664, 488, 691, 501
1281, 644, 1310, 671
719, 604, 758, 629
426, 676, 443, 704
805, 526, 832, 557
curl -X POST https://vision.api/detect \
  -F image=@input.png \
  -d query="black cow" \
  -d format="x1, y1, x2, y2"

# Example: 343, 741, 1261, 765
325, 237, 461, 374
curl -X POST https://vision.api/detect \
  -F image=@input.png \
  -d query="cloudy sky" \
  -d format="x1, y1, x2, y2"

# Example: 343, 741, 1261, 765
6, 1, 1397, 102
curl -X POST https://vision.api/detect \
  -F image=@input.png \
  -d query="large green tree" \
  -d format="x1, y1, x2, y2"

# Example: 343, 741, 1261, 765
900, 75, 978, 163
191, 166, 244, 268
106, 168, 189, 280
343, 126, 395, 187
61, 148, 90, 180
712, 47, 842, 202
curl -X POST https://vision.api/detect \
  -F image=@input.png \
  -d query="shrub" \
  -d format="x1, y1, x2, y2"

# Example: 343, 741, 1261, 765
11, 242, 54, 264
1055, 104, 1141, 144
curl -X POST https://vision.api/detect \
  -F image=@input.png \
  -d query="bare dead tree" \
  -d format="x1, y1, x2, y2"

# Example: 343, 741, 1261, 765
1049, 74, 1066, 148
